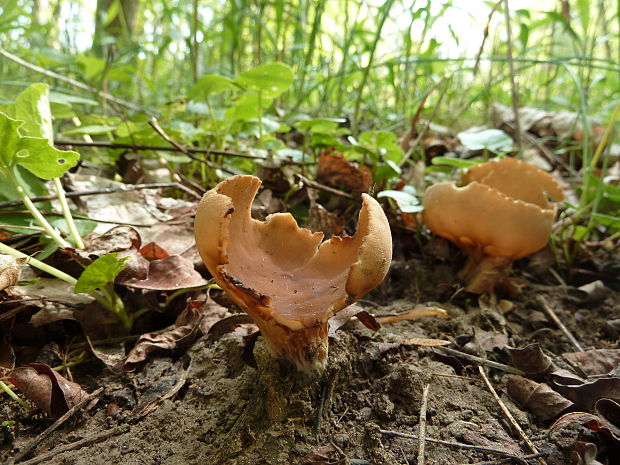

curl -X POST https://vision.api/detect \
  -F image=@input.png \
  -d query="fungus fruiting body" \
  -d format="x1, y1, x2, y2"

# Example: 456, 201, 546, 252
422, 158, 564, 294
194, 175, 392, 373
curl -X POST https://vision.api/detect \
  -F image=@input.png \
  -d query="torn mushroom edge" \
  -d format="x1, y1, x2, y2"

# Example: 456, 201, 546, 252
195, 175, 392, 333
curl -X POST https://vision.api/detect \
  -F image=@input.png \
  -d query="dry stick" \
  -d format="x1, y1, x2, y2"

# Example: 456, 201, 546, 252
148, 118, 236, 176
10, 387, 105, 464
460, 453, 548, 465
0, 182, 188, 209
473, 1, 502, 76
477, 366, 547, 465
378, 429, 524, 459
294, 173, 355, 200
502, 0, 523, 150
54, 139, 267, 160
435, 347, 526, 376
14, 425, 130, 465
536, 296, 585, 352
0, 48, 156, 117
417, 384, 430, 465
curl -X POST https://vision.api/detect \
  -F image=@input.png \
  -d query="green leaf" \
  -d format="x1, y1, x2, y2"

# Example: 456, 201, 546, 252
236, 63, 294, 99
2, 84, 54, 142
74, 253, 128, 294
16, 137, 79, 180
0, 113, 23, 169
61, 124, 117, 135
188, 74, 236, 100
457, 129, 513, 152
431, 156, 483, 169
378, 186, 423, 213
358, 130, 404, 163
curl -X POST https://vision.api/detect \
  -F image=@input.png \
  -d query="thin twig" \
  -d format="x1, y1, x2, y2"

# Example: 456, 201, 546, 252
435, 347, 526, 375
473, 1, 502, 76
417, 384, 430, 465
0, 182, 190, 209
503, 0, 522, 149
148, 118, 236, 175
459, 453, 548, 465
0, 48, 156, 117
14, 425, 130, 465
477, 366, 547, 465
54, 139, 266, 160
536, 296, 585, 352
379, 429, 523, 458
294, 173, 355, 200
10, 387, 105, 464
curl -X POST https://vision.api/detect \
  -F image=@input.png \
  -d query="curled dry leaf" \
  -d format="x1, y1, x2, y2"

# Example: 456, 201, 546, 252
123, 255, 209, 290
555, 377, 620, 411
0, 338, 15, 375
505, 374, 573, 421
507, 343, 555, 375
0, 255, 21, 292
9, 363, 88, 418
317, 151, 372, 193
327, 304, 381, 340
376, 306, 448, 325
562, 349, 620, 377
206, 314, 255, 341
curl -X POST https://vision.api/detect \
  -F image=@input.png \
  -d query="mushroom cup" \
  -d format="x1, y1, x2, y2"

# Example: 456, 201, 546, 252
194, 175, 392, 373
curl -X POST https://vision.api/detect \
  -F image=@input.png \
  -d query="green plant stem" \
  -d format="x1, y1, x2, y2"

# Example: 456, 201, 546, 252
4, 169, 71, 248
0, 241, 77, 284
52, 178, 85, 249
0, 381, 32, 410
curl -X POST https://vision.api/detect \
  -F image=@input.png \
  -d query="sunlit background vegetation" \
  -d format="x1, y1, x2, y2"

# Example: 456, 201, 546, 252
2, 0, 619, 131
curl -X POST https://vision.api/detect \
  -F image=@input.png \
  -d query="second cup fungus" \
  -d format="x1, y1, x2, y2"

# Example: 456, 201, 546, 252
194, 175, 392, 374
422, 157, 564, 294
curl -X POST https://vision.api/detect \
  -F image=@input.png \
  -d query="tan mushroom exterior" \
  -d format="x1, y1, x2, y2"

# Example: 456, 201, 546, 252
423, 181, 556, 259
194, 175, 392, 372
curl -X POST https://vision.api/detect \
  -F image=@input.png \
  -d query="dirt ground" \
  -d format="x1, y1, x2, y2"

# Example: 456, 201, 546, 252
2, 247, 620, 465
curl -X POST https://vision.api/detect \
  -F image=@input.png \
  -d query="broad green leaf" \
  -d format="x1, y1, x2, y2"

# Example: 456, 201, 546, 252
226, 92, 265, 122
16, 137, 79, 179
0, 166, 49, 202
378, 186, 423, 213
0, 113, 22, 169
457, 129, 513, 152
236, 63, 294, 99
2, 84, 54, 142
358, 130, 404, 163
74, 253, 128, 294
49, 91, 98, 107
188, 74, 236, 100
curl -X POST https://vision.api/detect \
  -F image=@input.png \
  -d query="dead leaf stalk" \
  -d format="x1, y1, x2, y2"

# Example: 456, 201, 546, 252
435, 347, 526, 375
417, 384, 430, 465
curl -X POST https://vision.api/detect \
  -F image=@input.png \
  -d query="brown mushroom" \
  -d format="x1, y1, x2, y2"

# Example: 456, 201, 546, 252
194, 175, 392, 373
422, 158, 564, 294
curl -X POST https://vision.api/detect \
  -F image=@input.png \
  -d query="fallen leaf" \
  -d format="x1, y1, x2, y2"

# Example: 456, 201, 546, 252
377, 306, 448, 325
206, 314, 255, 341
0, 255, 21, 292
301, 444, 347, 465
555, 377, 620, 411
328, 304, 380, 339
474, 328, 509, 352
317, 151, 371, 193
507, 343, 554, 375
67, 225, 142, 265
505, 374, 573, 421
0, 339, 15, 375
123, 255, 209, 290
9, 363, 88, 418
305, 202, 344, 238
562, 349, 620, 376
139, 242, 170, 261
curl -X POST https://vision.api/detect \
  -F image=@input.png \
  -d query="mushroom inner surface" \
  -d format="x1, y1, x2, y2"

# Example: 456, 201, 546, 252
224, 198, 361, 321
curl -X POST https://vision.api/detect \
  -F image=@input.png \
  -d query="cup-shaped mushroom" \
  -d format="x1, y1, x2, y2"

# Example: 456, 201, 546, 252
194, 175, 392, 373
422, 158, 564, 294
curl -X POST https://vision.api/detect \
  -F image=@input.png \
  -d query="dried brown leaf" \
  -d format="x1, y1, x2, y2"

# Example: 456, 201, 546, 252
556, 377, 620, 411
562, 349, 620, 377
399, 337, 451, 347
0, 255, 21, 291
506, 374, 573, 421
317, 151, 372, 193
139, 242, 170, 261
328, 304, 380, 339
377, 306, 448, 325
123, 255, 209, 290
0, 338, 15, 374
206, 314, 255, 341
507, 343, 554, 375
9, 363, 88, 418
